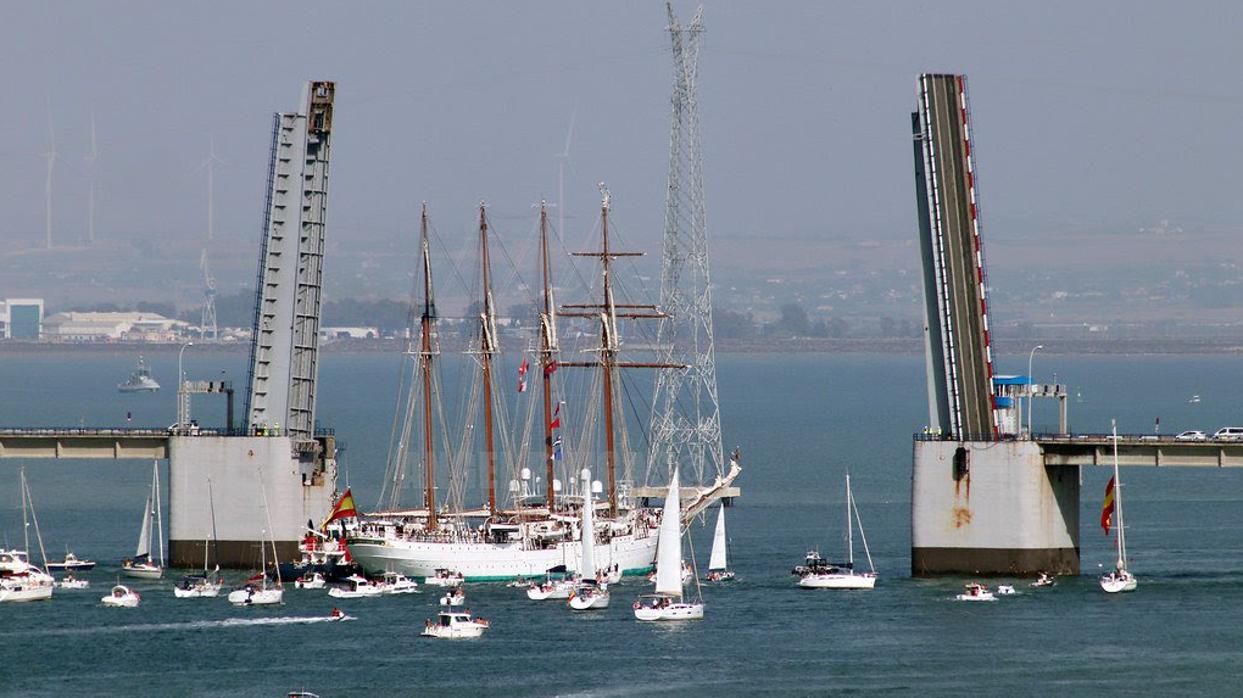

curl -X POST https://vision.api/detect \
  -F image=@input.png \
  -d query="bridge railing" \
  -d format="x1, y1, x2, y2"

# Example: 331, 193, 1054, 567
0, 426, 335, 438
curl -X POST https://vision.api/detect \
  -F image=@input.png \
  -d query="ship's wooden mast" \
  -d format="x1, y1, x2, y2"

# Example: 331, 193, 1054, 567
561, 185, 680, 516
478, 202, 499, 517
538, 202, 559, 510
418, 203, 438, 530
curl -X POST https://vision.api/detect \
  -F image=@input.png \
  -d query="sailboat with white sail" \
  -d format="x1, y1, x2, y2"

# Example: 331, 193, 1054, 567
174, 480, 223, 598
0, 468, 55, 603
568, 467, 609, 610
798, 473, 876, 590
704, 503, 734, 582
122, 461, 164, 579
1101, 420, 1137, 593
347, 195, 731, 581
228, 473, 285, 605
633, 468, 703, 621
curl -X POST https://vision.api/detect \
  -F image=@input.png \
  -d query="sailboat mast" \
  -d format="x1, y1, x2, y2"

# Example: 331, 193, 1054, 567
155, 461, 165, 568
20, 469, 29, 555
599, 191, 621, 516
846, 473, 854, 567
420, 203, 439, 530
539, 201, 559, 510
478, 202, 499, 516
1111, 420, 1126, 568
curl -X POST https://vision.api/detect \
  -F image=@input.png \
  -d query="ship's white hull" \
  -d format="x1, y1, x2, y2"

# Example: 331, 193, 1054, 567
328, 586, 382, 599
568, 588, 610, 610
122, 565, 164, 580
101, 594, 139, 608
1101, 572, 1137, 593
422, 622, 487, 639
527, 580, 574, 600
0, 582, 54, 603
634, 602, 703, 621
798, 572, 876, 590
349, 532, 657, 582
228, 588, 284, 605
173, 584, 222, 598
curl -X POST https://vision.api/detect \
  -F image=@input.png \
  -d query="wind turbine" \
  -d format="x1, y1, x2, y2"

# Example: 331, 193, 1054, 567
84, 112, 98, 245
42, 109, 58, 250
555, 108, 575, 238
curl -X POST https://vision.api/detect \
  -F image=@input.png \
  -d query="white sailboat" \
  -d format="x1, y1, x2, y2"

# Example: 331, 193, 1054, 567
174, 480, 223, 598
122, 461, 165, 579
568, 468, 609, 610
1101, 420, 1137, 594
633, 468, 703, 621
0, 469, 55, 603
798, 473, 876, 590
704, 503, 735, 582
228, 473, 284, 605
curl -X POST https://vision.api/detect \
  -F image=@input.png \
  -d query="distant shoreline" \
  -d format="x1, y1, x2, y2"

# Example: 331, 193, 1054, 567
5, 337, 1243, 355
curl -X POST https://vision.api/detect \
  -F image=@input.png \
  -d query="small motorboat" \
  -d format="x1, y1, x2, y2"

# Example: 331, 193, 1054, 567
996, 585, 1017, 596
505, 577, 528, 589
1031, 572, 1056, 588
421, 611, 489, 639
955, 583, 996, 602
58, 574, 90, 590
328, 574, 384, 599
567, 581, 610, 611
294, 572, 327, 590
440, 588, 467, 607
46, 552, 96, 572
327, 607, 354, 622
705, 569, 736, 582
101, 584, 141, 608
422, 569, 465, 588
379, 572, 419, 595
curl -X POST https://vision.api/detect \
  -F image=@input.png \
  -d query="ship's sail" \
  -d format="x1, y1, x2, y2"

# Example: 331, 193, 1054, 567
653, 468, 683, 597
708, 503, 727, 572
580, 468, 595, 576
135, 492, 153, 559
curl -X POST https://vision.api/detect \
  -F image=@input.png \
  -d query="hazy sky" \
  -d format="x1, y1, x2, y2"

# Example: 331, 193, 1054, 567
4, 1, 1243, 259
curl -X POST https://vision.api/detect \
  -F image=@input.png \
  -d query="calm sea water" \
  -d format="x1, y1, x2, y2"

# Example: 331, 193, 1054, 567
3, 350, 1243, 696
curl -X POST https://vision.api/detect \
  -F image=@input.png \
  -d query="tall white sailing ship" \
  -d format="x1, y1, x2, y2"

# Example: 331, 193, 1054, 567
348, 193, 736, 581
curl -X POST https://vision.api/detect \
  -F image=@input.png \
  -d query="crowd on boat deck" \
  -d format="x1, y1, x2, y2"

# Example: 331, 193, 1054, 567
355, 508, 660, 547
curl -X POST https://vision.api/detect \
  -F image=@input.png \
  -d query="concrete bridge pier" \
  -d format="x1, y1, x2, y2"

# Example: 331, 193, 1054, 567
912, 439, 1080, 576
168, 435, 336, 569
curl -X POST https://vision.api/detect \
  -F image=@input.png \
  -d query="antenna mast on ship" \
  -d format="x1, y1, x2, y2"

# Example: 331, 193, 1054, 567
561, 185, 680, 516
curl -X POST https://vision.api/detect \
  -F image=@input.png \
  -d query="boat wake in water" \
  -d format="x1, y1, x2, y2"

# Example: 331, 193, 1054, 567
2, 614, 355, 638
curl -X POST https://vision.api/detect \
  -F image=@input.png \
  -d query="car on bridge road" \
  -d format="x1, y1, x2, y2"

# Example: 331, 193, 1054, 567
1175, 430, 1207, 441
1212, 427, 1243, 441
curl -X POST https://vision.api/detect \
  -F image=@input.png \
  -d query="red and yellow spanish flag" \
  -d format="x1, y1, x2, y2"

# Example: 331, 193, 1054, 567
321, 488, 357, 529
1100, 477, 1116, 535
